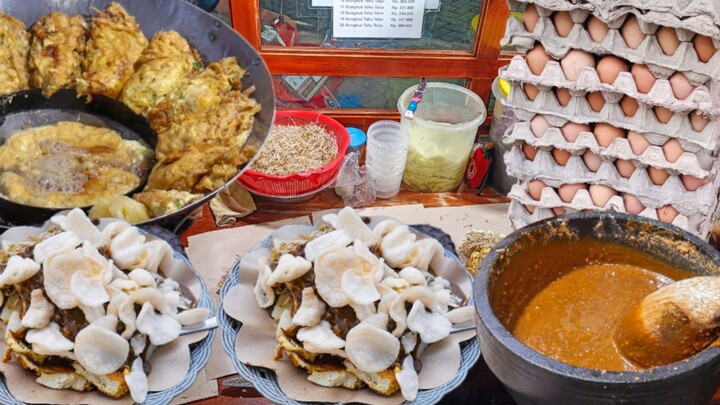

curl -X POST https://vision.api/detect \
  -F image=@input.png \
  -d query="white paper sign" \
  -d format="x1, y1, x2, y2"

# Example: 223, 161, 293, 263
333, 0, 426, 39
311, 0, 332, 6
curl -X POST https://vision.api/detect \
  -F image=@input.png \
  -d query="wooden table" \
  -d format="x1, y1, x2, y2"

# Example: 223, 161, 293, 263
181, 184, 511, 404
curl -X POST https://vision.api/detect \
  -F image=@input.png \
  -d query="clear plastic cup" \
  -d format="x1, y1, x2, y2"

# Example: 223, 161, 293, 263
366, 120, 409, 199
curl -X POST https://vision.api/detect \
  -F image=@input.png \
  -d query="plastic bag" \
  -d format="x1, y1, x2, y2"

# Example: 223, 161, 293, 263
332, 151, 376, 207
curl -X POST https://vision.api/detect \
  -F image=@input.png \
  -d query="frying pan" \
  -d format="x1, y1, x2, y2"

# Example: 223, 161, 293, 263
0, 0, 275, 229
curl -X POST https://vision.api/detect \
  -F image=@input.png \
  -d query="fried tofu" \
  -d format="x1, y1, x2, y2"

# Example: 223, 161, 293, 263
0, 12, 30, 96
119, 30, 201, 115
28, 12, 87, 97
77, 2, 147, 99
147, 57, 244, 132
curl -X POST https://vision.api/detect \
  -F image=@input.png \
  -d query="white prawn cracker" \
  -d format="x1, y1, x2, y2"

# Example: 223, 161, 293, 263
345, 323, 400, 373
74, 325, 129, 375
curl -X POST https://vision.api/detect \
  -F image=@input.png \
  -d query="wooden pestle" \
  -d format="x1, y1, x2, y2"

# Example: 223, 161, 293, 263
614, 277, 720, 368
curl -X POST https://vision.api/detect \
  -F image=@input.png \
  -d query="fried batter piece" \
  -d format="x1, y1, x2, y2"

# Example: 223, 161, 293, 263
147, 57, 244, 132
132, 189, 202, 218
119, 30, 201, 115
145, 144, 257, 193
155, 88, 260, 161
77, 2, 147, 99
0, 12, 30, 96
28, 12, 87, 97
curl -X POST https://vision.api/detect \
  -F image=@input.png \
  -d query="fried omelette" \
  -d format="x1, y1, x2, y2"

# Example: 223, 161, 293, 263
28, 12, 87, 98
147, 57, 244, 132
119, 30, 201, 115
0, 12, 30, 96
132, 189, 203, 218
77, 2, 148, 99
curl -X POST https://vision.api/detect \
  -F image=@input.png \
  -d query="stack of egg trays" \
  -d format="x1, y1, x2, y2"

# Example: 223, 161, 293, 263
502, 0, 720, 85
499, 0, 720, 238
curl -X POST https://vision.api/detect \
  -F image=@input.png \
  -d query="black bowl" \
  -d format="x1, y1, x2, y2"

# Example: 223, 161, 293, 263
474, 212, 720, 405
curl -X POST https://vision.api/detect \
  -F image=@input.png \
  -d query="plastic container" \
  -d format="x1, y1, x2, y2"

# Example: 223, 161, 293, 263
366, 120, 409, 199
398, 82, 487, 192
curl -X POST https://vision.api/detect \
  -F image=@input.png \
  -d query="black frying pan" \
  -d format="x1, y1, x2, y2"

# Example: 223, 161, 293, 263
0, 0, 275, 229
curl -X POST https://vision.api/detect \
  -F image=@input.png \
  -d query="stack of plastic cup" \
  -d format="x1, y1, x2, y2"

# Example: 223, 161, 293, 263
366, 120, 409, 199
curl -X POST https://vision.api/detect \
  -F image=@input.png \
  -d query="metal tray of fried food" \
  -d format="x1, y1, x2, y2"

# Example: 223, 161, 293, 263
0, 0, 274, 229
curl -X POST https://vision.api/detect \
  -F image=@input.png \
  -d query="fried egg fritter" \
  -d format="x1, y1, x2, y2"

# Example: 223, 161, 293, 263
0, 12, 30, 96
28, 12, 87, 97
119, 30, 201, 115
77, 2, 148, 99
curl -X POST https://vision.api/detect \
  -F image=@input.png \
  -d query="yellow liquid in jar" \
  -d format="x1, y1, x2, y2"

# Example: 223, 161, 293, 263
401, 122, 475, 192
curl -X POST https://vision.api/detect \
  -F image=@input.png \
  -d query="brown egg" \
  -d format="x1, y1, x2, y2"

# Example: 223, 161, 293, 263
527, 179, 546, 200
656, 26, 681, 56
681, 174, 710, 192
522, 143, 539, 161
561, 49, 596, 81
552, 206, 567, 216
662, 138, 684, 163
623, 194, 646, 215
657, 205, 679, 223
552, 148, 572, 166
523, 3, 540, 32
583, 151, 603, 172
589, 184, 618, 207
530, 115, 551, 138
690, 111, 710, 132
669, 72, 696, 100
647, 167, 670, 185
561, 122, 591, 142
597, 56, 629, 85
587, 91, 606, 112
526, 43, 554, 75
621, 15, 645, 49
555, 88, 572, 106
586, 16, 609, 43
524, 83, 540, 101
631, 64, 656, 94
594, 123, 626, 148
654, 106, 674, 123
525, 204, 537, 214
558, 183, 587, 203
553, 11, 574, 37
620, 96, 640, 117
627, 131, 652, 155
694, 34, 717, 63
615, 159, 636, 178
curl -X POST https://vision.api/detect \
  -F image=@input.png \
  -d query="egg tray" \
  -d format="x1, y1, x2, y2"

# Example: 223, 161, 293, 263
506, 196, 713, 239
507, 0, 720, 41
504, 80, 719, 151
503, 144, 720, 216
500, 56, 720, 118
503, 121, 714, 178
503, 4, 720, 85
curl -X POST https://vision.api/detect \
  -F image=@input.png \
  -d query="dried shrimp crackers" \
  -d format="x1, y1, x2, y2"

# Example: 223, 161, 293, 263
0, 208, 209, 403
249, 207, 475, 401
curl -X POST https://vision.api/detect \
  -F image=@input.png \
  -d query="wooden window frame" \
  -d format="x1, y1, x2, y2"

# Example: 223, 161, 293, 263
228, 0, 512, 129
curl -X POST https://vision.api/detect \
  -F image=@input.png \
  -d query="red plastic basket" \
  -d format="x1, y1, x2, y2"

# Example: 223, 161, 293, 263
239, 111, 350, 196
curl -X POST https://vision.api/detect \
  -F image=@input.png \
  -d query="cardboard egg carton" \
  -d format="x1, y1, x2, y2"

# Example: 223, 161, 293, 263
504, 144, 720, 215
503, 121, 714, 178
503, 4, 720, 85
501, 56, 720, 117
502, 68, 720, 150
508, 0, 720, 40
506, 196, 709, 237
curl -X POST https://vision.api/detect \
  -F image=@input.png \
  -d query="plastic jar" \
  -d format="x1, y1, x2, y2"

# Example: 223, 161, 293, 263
397, 82, 487, 192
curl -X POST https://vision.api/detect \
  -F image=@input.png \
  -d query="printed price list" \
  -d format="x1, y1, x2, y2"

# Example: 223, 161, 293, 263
333, 0, 426, 39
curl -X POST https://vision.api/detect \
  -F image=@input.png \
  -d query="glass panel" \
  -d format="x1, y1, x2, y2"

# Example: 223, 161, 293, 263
259, 0, 481, 51
273, 76, 466, 109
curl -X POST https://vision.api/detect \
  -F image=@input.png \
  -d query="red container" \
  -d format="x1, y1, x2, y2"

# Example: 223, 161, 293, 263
239, 111, 350, 196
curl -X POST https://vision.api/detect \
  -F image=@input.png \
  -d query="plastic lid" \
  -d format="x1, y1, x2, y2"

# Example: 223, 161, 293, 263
346, 127, 367, 149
